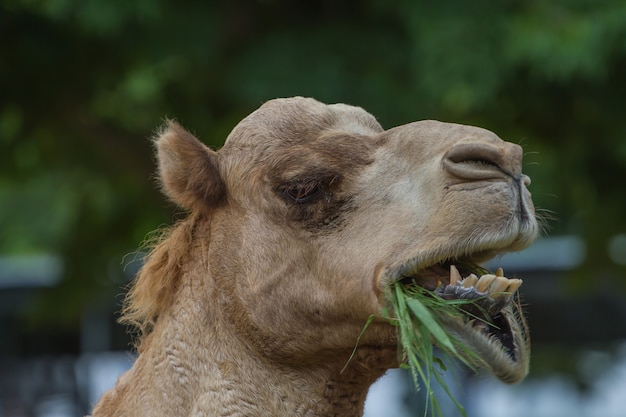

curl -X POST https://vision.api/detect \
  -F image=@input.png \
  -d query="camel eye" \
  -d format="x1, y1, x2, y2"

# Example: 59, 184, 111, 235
284, 182, 325, 203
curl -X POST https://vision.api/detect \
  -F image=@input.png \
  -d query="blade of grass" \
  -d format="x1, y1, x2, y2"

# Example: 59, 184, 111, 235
341, 313, 377, 374
404, 296, 457, 354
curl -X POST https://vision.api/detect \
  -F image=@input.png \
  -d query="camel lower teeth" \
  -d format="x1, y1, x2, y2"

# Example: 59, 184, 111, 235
462, 274, 478, 288
449, 265, 522, 299
476, 274, 497, 292
471, 319, 492, 333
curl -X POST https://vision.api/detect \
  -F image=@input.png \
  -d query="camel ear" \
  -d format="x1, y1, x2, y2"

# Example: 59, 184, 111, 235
155, 120, 225, 210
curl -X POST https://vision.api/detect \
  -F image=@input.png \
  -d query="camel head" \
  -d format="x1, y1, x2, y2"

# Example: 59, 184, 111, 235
102, 97, 538, 416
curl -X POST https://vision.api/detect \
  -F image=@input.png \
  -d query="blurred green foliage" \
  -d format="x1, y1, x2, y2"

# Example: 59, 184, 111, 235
1, 0, 625, 326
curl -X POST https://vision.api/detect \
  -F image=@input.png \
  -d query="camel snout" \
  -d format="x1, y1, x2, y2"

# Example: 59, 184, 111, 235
442, 142, 524, 182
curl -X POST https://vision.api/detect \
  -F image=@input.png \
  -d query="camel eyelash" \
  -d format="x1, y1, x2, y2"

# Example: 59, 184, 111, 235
284, 182, 328, 204
277, 173, 341, 205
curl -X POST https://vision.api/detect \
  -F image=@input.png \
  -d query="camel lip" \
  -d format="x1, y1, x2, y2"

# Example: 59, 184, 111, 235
466, 309, 519, 362
382, 215, 538, 290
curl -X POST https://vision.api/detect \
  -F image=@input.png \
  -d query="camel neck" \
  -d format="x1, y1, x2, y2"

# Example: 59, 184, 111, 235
93, 258, 394, 417
96, 314, 389, 417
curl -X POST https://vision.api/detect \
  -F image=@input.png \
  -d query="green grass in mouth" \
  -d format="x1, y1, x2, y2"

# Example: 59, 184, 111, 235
346, 262, 495, 417
386, 280, 485, 417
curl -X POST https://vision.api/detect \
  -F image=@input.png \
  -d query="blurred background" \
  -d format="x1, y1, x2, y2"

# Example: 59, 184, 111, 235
1, 0, 625, 416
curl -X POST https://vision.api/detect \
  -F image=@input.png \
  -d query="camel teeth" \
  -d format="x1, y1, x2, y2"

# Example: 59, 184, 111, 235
462, 273, 478, 288
476, 274, 497, 292
449, 265, 461, 285
489, 276, 510, 296
496, 267, 504, 277
506, 279, 523, 294
470, 318, 491, 333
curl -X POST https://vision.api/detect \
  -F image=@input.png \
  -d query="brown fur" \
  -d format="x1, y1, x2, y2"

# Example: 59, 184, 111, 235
93, 97, 538, 417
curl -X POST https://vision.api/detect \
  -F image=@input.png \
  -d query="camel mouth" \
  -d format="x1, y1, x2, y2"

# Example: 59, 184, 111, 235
389, 258, 528, 383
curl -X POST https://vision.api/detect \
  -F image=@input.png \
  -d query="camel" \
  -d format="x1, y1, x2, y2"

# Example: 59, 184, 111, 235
92, 97, 538, 417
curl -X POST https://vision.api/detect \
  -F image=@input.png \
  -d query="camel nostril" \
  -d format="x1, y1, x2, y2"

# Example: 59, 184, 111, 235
443, 143, 507, 181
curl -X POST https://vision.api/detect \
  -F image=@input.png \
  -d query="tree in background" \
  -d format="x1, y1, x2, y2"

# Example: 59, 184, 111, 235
1, 0, 625, 352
